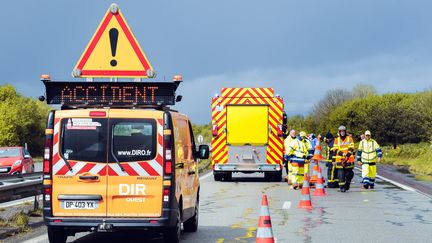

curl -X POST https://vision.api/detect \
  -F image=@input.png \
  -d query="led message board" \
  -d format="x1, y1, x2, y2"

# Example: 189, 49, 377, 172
43, 81, 178, 106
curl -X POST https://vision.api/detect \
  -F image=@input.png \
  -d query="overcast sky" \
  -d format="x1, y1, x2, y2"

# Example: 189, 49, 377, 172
1, 1, 431, 124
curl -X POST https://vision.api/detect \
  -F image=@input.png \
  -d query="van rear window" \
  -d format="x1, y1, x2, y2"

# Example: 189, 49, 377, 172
111, 119, 157, 162
60, 118, 107, 162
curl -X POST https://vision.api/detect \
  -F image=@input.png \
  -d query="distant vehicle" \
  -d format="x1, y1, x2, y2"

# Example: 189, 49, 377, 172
0, 147, 35, 175
211, 88, 286, 181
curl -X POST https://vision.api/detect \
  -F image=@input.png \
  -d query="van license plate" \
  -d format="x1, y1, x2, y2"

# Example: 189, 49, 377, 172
0, 168, 8, 172
62, 201, 98, 210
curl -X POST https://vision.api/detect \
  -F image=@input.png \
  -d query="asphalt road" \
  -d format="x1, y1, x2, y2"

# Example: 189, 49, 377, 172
6, 163, 432, 243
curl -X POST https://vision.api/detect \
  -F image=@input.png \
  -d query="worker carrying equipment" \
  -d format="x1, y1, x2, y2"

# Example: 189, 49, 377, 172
286, 136, 309, 190
332, 125, 355, 192
324, 132, 339, 188
357, 130, 382, 189
299, 131, 313, 177
284, 130, 297, 184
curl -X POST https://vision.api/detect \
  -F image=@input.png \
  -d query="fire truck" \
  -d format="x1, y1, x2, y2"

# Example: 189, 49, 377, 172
211, 88, 286, 181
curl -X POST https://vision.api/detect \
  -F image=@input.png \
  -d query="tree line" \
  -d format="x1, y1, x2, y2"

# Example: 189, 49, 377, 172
287, 84, 432, 146
0, 85, 50, 156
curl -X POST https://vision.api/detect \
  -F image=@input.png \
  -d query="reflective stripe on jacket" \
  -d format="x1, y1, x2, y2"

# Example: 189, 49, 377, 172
332, 136, 355, 163
357, 139, 382, 163
287, 138, 308, 158
284, 136, 296, 155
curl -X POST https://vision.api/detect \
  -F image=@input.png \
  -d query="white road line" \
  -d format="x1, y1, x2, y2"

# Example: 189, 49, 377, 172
199, 171, 213, 180
353, 167, 416, 192
21, 234, 47, 243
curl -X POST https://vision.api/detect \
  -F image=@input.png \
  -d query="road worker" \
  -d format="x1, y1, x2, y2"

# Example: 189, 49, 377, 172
324, 132, 339, 188
286, 135, 309, 189
357, 130, 382, 189
300, 131, 313, 176
332, 125, 355, 192
284, 130, 297, 184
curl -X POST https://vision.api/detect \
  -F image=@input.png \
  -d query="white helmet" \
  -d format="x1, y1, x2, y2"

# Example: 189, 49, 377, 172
338, 125, 346, 131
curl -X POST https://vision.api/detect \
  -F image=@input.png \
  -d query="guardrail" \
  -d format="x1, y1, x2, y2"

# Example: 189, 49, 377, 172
0, 172, 43, 204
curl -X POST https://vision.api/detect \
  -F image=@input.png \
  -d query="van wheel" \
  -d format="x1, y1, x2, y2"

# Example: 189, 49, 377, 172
214, 172, 222, 181
47, 227, 67, 243
184, 197, 199, 232
165, 211, 181, 243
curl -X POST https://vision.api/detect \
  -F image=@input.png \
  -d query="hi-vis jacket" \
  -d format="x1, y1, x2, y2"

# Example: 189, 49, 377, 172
357, 139, 382, 164
301, 139, 314, 158
287, 138, 308, 159
332, 136, 355, 164
284, 136, 296, 155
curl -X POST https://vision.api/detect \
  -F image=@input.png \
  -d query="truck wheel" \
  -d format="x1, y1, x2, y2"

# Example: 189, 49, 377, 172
273, 171, 282, 182
214, 172, 222, 181
183, 196, 199, 232
47, 227, 67, 243
264, 172, 273, 181
223, 172, 232, 181
165, 211, 181, 243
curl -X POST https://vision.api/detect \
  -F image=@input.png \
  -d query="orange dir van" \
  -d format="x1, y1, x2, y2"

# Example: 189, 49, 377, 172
41, 77, 209, 243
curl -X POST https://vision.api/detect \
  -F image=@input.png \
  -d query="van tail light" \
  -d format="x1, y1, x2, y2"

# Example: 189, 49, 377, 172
163, 189, 170, 202
43, 140, 52, 177
277, 124, 283, 137
89, 111, 107, 117
212, 123, 218, 137
44, 187, 52, 202
165, 160, 172, 175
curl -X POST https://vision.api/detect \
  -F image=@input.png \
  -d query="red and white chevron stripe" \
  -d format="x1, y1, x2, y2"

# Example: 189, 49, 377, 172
52, 118, 164, 177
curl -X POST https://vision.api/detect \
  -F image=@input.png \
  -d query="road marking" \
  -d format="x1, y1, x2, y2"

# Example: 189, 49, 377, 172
282, 201, 291, 210
199, 171, 213, 180
354, 167, 416, 192
22, 234, 47, 243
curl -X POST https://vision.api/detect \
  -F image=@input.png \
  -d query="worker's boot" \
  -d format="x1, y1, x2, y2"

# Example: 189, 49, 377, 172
340, 187, 346, 192
370, 184, 374, 189
363, 184, 369, 189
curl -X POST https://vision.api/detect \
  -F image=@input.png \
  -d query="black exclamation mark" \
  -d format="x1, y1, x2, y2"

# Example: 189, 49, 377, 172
109, 28, 119, 67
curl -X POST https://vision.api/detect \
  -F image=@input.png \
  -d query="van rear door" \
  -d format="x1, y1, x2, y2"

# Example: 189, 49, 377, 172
52, 110, 108, 217
106, 110, 164, 217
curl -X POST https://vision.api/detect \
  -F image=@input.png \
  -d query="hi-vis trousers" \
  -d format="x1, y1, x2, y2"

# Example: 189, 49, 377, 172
362, 162, 377, 186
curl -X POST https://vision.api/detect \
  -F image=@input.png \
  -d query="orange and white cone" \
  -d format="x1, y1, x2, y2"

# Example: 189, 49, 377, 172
313, 167, 327, 196
310, 162, 319, 185
298, 175, 313, 210
256, 194, 275, 243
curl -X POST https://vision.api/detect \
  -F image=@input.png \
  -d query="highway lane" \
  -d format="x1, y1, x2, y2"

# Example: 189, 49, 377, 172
6, 164, 432, 243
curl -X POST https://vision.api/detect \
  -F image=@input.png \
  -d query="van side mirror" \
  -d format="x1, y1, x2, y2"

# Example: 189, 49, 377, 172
198, 145, 209, 160
24, 155, 31, 159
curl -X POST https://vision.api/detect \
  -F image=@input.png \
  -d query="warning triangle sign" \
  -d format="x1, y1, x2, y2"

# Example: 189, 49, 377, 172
73, 4, 154, 78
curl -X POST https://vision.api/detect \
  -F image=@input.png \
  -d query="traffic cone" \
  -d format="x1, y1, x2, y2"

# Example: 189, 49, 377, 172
256, 194, 275, 243
298, 175, 313, 210
310, 162, 319, 185
312, 143, 325, 162
313, 167, 327, 196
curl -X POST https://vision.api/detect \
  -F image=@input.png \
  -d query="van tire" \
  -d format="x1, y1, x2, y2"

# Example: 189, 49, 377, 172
183, 196, 199, 232
165, 210, 181, 243
47, 227, 67, 243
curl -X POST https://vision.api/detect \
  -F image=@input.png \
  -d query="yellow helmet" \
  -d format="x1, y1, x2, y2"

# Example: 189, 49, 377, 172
299, 131, 307, 137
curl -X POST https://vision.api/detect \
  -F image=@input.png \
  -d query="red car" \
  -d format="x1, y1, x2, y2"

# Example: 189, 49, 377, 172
0, 147, 35, 175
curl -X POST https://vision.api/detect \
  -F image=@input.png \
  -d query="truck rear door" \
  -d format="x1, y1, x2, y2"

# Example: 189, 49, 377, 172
52, 111, 108, 217
106, 110, 164, 217
227, 105, 269, 145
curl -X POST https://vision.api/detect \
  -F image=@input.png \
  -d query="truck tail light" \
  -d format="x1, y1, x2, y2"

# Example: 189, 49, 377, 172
277, 124, 283, 137
212, 123, 218, 137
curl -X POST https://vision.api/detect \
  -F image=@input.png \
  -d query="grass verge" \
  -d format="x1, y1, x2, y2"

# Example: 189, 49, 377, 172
382, 143, 432, 176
